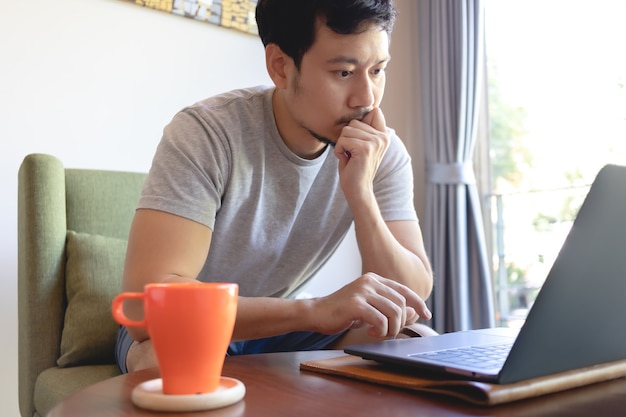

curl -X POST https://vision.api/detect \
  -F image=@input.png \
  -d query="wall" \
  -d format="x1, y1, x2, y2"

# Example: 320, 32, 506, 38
382, 0, 426, 221
1, 1, 273, 415
0, 0, 422, 415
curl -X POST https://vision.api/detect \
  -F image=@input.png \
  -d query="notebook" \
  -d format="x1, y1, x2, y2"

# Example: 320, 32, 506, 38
345, 164, 626, 384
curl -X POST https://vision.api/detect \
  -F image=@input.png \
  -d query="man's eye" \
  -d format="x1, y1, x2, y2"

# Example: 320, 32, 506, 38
339, 70, 352, 77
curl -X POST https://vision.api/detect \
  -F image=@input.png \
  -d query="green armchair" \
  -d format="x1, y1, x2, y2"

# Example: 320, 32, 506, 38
17, 153, 146, 417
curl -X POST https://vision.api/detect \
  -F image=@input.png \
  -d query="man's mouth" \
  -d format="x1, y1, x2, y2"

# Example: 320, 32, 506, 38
336, 109, 371, 126
306, 109, 372, 147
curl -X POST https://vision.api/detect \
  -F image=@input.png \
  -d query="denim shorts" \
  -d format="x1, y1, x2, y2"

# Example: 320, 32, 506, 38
115, 326, 346, 374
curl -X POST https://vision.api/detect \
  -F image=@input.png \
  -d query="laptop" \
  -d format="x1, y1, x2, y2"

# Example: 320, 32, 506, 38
345, 164, 626, 384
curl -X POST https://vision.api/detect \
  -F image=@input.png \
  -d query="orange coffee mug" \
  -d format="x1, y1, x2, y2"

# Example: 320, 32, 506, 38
112, 282, 238, 395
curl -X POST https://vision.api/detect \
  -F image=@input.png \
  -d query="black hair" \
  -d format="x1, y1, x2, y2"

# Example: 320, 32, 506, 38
256, 0, 397, 69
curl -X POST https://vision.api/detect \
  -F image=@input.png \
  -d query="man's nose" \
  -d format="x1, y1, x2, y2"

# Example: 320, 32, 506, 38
348, 74, 376, 109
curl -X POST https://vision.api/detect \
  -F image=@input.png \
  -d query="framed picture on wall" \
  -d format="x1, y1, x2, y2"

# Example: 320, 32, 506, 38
126, 0, 258, 35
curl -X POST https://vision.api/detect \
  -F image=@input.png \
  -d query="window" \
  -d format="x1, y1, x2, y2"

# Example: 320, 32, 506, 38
482, 0, 626, 327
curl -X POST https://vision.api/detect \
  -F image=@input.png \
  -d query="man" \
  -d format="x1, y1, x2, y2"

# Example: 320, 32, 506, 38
116, 0, 434, 374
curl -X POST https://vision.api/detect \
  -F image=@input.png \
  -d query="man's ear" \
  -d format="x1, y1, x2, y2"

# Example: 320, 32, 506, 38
265, 43, 291, 89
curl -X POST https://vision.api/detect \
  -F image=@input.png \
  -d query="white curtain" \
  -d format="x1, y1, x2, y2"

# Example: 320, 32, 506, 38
417, 0, 495, 332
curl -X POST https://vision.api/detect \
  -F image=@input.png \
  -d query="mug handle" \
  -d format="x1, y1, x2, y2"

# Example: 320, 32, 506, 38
111, 292, 147, 327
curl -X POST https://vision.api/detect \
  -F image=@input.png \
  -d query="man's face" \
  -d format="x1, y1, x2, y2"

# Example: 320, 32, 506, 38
282, 20, 390, 148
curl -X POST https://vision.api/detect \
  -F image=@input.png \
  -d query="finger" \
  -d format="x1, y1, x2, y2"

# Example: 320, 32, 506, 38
404, 307, 419, 325
333, 140, 351, 165
397, 291, 431, 320
413, 299, 432, 321
376, 276, 432, 321
367, 294, 405, 338
351, 273, 415, 337
356, 303, 389, 338
349, 320, 365, 329
357, 282, 407, 337
361, 107, 386, 133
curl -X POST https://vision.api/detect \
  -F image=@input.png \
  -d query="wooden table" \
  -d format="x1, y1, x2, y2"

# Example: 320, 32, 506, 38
47, 350, 626, 417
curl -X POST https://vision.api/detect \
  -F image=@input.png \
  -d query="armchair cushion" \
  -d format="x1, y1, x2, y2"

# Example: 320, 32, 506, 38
34, 364, 120, 416
58, 231, 127, 368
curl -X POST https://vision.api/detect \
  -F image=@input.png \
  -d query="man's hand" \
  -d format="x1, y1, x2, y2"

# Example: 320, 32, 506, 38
306, 273, 432, 339
333, 108, 390, 203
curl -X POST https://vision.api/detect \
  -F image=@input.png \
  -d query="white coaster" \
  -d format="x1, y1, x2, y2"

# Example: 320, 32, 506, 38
131, 377, 245, 412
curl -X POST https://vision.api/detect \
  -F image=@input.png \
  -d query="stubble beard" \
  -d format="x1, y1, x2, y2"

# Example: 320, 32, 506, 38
307, 129, 335, 147
292, 73, 371, 148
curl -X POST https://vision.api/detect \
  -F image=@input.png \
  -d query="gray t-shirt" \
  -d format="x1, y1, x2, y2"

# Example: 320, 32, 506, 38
139, 86, 417, 298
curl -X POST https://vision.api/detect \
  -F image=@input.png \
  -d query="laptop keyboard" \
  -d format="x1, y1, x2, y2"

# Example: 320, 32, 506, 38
409, 343, 513, 370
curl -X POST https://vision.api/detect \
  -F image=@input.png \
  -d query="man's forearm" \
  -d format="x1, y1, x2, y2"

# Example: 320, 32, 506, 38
351, 196, 433, 299
232, 296, 315, 341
